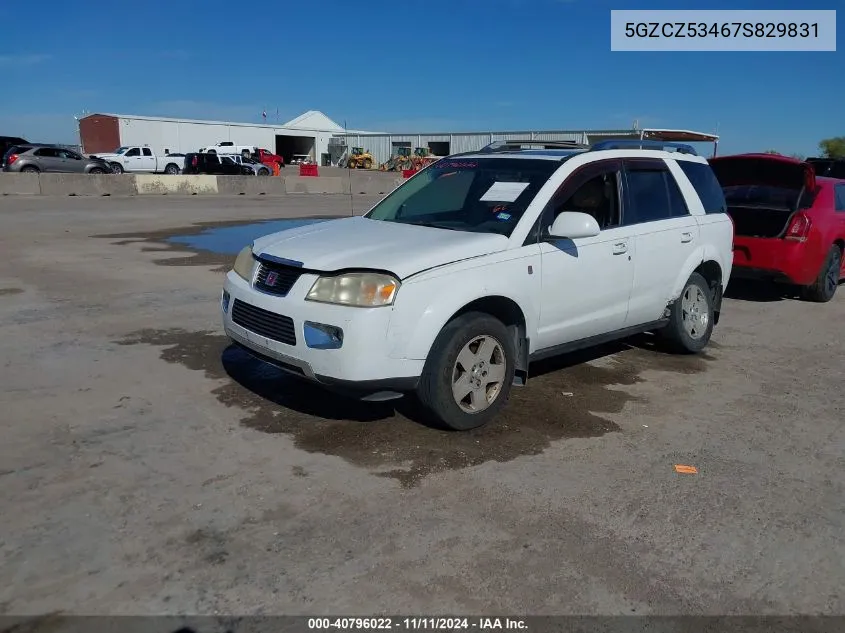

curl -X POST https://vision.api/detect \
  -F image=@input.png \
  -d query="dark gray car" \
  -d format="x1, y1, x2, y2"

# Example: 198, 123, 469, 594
2, 145, 112, 174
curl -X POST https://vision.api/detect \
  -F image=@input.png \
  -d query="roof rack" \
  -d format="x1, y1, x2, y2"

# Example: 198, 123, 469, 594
479, 139, 590, 153
591, 139, 698, 155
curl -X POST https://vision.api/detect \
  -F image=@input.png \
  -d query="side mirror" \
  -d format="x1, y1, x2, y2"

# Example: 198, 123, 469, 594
547, 211, 601, 239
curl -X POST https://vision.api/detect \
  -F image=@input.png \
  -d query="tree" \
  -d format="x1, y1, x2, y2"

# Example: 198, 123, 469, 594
818, 137, 845, 159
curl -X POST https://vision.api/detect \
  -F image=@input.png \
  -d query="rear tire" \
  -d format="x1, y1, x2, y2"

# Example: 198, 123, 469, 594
164, 164, 180, 175
802, 245, 840, 303
416, 312, 515, 431
658, 272, 715, 354
20, 166, 39, 173
363, 158, 373, 169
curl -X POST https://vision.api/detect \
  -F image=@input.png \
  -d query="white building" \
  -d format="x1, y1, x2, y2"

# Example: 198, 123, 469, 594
79, 110, 371, 166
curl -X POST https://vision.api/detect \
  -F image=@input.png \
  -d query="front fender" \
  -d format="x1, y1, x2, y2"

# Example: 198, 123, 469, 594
386, 251, 540, 361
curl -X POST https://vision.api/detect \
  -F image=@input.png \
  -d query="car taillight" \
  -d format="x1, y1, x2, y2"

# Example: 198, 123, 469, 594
785, 213, 811, 241
7, 153, 19, 165
191, 156, 198, 166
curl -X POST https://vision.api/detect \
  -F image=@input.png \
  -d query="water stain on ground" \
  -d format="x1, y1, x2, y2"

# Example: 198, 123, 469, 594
0, 287, 24, 296
94, 217, 334, 271
116, 328, 713, 487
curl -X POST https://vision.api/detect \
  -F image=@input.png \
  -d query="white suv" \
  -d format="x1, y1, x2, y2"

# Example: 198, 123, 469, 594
221, 139, 734, 430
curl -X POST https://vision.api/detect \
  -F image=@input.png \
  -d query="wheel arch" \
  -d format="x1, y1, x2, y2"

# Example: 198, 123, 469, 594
396, 292, 531, 384
670, 249, 724, 325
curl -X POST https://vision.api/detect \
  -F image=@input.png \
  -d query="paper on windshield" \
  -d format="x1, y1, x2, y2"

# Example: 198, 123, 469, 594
479, 181, 530, 202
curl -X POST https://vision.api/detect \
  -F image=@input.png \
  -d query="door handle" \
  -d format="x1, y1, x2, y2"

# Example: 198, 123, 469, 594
612, 241, 628, 255
681, 232, 693, 243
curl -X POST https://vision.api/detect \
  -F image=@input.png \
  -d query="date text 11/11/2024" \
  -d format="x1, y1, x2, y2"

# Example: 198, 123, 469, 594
308, 618, 528, 630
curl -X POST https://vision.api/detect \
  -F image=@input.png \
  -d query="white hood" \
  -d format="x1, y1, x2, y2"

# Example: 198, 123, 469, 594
91, 152, 120, 159
251, 216, 509, 279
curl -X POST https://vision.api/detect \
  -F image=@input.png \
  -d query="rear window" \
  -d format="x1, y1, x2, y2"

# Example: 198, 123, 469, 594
677, 161, 727, 214
4, 145, 31, 157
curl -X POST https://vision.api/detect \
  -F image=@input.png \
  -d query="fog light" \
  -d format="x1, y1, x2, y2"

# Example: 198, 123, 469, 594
221, 289, 230, 314
304, 321, 343, 349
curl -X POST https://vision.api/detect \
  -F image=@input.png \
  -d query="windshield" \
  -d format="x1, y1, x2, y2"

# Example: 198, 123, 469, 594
365, 157, 559, 236
114, 147, 129, 154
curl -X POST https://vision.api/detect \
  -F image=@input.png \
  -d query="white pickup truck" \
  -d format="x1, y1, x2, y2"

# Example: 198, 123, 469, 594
91, 146, 185, 175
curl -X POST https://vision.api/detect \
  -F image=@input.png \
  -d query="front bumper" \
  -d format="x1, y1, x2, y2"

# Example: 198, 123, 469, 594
221, 271, 423, 397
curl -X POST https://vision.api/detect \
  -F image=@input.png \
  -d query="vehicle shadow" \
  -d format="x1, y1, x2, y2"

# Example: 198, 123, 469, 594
220, 343, 444, 428
220, 336, 636, 430
723, 278, 800, 302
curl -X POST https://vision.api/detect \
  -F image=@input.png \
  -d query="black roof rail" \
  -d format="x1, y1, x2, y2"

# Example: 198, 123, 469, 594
591, 139, 698, 155
479, 139, 589, 153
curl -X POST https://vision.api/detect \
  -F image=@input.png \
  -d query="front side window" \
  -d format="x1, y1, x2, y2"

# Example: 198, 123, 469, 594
34, 148, 60, 158
365, 157, 559, 236
125, 148, 140, 157
543, 161, 622, 232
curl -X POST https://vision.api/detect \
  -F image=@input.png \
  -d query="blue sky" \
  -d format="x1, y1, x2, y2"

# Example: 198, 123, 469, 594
0, 0, 841, 156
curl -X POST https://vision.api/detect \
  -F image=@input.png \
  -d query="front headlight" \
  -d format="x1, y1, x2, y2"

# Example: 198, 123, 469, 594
232, 245, 255, 281
306, 272, 400, 307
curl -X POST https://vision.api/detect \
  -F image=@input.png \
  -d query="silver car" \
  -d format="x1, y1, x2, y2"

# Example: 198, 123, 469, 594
2, 144, 112, 174
220, 153, 272, 176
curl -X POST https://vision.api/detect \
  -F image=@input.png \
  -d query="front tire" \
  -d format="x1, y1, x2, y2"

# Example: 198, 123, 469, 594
110, 162, 124, 174
659, 272, 715, 353
417, 312, 515, 431
258, 168, 270, 176
89, 167, 105, 174
802, 245, 840, 303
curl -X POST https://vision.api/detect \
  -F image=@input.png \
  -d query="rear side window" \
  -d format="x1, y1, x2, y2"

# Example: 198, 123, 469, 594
142, 148, 153, 156
622, 160, 689, 225
678, 161, 727, 214
5, 145, 31, 156
835, 185, 845, 212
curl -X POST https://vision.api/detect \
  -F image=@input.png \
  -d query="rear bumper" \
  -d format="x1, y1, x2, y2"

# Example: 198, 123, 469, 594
731, 237, 820, 285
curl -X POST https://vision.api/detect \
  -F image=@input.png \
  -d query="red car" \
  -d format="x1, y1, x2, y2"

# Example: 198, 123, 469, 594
253, 148, 284, 171
709, 153, 845, 302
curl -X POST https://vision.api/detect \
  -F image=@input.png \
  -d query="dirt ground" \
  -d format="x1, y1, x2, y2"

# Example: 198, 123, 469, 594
1, 196, 844, 618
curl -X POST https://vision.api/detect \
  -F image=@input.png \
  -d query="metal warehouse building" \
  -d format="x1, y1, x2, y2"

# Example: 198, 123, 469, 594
79, 109, 719, 167
333, 128, 720, 166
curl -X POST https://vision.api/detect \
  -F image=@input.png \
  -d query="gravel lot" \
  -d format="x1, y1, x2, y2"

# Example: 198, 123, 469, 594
1, 196, 843, 617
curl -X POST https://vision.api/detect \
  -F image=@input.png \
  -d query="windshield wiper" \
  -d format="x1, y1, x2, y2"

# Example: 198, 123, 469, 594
404, 220, 462, 231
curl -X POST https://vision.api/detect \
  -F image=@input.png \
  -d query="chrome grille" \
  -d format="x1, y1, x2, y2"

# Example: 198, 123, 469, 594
231, 299, 296, 346
254, 261, 303, 297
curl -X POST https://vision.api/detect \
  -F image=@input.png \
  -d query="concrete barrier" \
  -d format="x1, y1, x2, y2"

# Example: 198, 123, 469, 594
0, 173, 396, 197
135, 174, 219, 195
0, 173, 41, 195
38, 174, 137, 197
216, 175, 288, 196
284, 176, 343, 194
